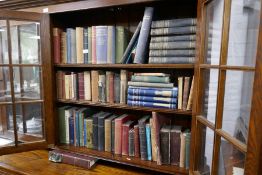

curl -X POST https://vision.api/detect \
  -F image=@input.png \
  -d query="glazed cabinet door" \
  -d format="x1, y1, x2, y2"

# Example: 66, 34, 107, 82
191, 0, 262, 174
0, 10, 54, 154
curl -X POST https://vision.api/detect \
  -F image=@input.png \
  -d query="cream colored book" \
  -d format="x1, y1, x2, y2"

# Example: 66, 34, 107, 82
76, 27, 84, 63
64, 75, 70, 99
186, 76, 194, 110
91, 70, 99, 102
179, 132, 186, 168
61, 31, 67, 64
84, 71, 91, 101
120, 70, 128, 104
178, 77, 183, 109
150, 118, 157, 161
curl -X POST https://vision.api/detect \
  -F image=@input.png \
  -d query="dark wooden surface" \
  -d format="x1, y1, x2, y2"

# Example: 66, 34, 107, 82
0, 150, 162, 175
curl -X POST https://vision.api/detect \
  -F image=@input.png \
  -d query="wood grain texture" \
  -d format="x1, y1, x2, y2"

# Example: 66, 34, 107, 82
0, 150, 159, 175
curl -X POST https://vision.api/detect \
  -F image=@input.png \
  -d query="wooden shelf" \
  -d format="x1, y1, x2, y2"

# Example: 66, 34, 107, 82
57, 99, 192, 115
57, 145, 189, 174
54, 63, 195, 69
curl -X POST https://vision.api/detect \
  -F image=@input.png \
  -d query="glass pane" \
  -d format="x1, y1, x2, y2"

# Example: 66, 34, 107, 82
226, 0, 261, 67
0, 67, 11, 102
0, 105, 15, 147
202, 69, 219, 123
204, 0, 224, 65
197, 123, 214, 175
10, 21, 40, 64
218, 138, 245, 175
13, 66, 41, 101
0, 20, 9, 64
222, 71, 254, 144
16, 103, 44, 143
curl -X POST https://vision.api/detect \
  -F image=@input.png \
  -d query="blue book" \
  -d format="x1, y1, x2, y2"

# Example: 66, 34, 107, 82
69, 116, 74, 145
146, 123, 152, 161
84, 119, 87, 146
96, 26, 108, 64
66, 28, 72, 63
127, 100, 177, 109
71, 29, 77, 63
128, 87, 178, 98
127, 94, 177, 104
83, 28, 88, 63
75, 110, 79, 146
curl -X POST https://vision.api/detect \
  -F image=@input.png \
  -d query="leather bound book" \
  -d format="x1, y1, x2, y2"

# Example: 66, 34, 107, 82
104, 115, 118, 152
53, 28, 61, 64
98, 112, 111, 151
160, 125, 171, 165
114, 73, 120, 103
179, 131, 186, 168
61, 31, 67, 64
106, 71, 110, 103
91, 26, 96, 64
84, 71, 91, 101
76, 27, 84, 63
170, 125, 182, 166
92, 112, 105, 150
61, 71, 65, 99
122, 120, 135, 156
56, 71, 63, 99
78, 72, 85, 100
184, 130, 191, 169
120, 70, 128, 104
98, 72, 106, 103
182, 77, 190, 110
134, 125, 140, 158
88, 27, 92, 64
129, 129, 135, 157
178, 77, 183, 110
138, 115, 151, 160
150, 118, 157, 161
86, 117, 93, 149
109, 72, 114, 103
186, 76, 194, 110
111, 119, 115, 152
91, 70, 99, 102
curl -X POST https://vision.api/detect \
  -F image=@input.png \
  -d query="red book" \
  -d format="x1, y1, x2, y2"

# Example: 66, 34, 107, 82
49, 149, 97, 169
134, 125, 140, 158
122, 120, 135, 156
78, 72, 85, 100
91, 26, 96, 64
109, 72, 114, 103
53, 28, 61, 64
114, 114, 134, 155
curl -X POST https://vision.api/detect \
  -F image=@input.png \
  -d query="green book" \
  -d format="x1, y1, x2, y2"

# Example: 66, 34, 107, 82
86, 117, 93, 149
184, 129, 191, 169
116, 26, 128, 63
58, 106, 70, 144
131, 75, 170, 83
88, 27, 92, 64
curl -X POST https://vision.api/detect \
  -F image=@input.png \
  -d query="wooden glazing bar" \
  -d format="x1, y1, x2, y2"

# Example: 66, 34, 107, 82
196, 115, 215, 130
199, 64, 255, 71
14, 100, 43, 104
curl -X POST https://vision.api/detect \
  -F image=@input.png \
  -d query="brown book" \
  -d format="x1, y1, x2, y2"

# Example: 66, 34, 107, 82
53, 28, 61, 64
62, 71, 65, 99
186, 76, 194, 110
160, 125, 171, 165
61, 31, 67, 64
91, 70, 99, 102
152, 112, 171, 165
104, 115, 118, 152
92, 26, 96, 64
106, 71, 114, 103
56, 71, 63, 99
178, 77, 183, 109
170, 125, 181, 166
182, 77, 190, 110
120, 70, 128, 104
78, 72, 84, 100
150, 118, 157, 161
76, 27, 84, 63
134, 125, 140, 158
122, 120, 135, 156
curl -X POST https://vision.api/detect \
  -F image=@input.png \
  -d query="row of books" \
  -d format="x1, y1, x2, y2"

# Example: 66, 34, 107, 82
53, 26, 128, 64
58, 108, 191, 168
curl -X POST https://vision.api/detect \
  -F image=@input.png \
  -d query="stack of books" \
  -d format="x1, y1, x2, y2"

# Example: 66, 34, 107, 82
58, 108, 191, 169
148, 18, 197, 64
53, 26, 128, 64
127, 73, 178, 109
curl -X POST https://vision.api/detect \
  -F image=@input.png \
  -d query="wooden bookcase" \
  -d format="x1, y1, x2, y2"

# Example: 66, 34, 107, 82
0, 0, 262, 175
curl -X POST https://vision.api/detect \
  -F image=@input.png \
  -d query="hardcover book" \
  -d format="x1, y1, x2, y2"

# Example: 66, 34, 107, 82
150, 26, 197, 36
182, 77, 191, 110
129, 129, 135, 157
91, 70, 99, 102
107, 26, 116, 63
120, 70, 128, 104
76, 27, 84, 63
116, 26, 128, 63
178, 77, 183, 110
146, 123, 152, 161
170, 125, 182, 166
160, 125, 171, 165
53, 28, 61, 64
104, 115, 118, 152
131, 75, 170, 83
150, 35, 196, 43
96, 26, 108, 64
83, 27, 88, 63
151, 18, 197, 28
98, 112, 112, 151
138, 115, 151, 160
91, 26, 96, 64
122, 120, 135, 156
134, 124, 140, 158
128, 87, 178, 98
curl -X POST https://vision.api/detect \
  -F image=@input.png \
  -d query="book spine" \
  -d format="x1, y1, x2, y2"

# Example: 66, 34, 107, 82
151, 26, 197, 36
131, 75, 170, 83
186, 76, 194, 110
96, 26, 108, 64
179, 132, 186, 168
91, 70, 99, 102
58, 107, 66, 144
171, 132, 181, 165
127, 94, 177, 104
86, 118, 93, 149
106, 72, 110, 103
75, 111, 79, 146
151, 18, 197, 28
109, 72, 114, 104
84, 71, 91, 101
98, 117, 105, 151
83, 28, 88, 63
128, 81, 174, 88
150, 35, 196, 43
149, 57, 195, 64
149, 41, 196, 50
116, 26, 127, 63
149, 49, 195, 57
79, 113, 84, 146
139, 123, 147, 160
111, 120, 115, 153
104, 120, 111, 152
122, 125, 129, 156
78, 72, 85, 100
56, 71, 63, 99
91, 26, 96, 64
69, 116, 74, 145
129, 129, 135, 157
93, 115, 98, 150
134, 125, 140, 157
134, 7, 154, 64
61, 32, 67, 64
66, 28, 72, 63
107, 26, 116, 64
160, 130, 170, 164
128, 100, 177, 109
120, 70, 128, 104
114, 119, 122, 154
114, 73, 120, 103
98, 73, 106, 103
84, 119, 87, 146
128, 87, 178, 98
182, 77, 190, 110
53, 28, 61, 64
88, 27, 92, 64
150, 119, 156, 161
73, 73, 78, 100
185, 132, 191, 169
178, 77, 183, 110
71, 29, 77, 63
121, 22, 142, 64
146, 124, 152, 161
76, 27, 84, 63
65, 110, 70, 144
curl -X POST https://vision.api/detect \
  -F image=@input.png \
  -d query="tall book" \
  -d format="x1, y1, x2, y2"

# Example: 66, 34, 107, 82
179, 132, 186, 168
150, 118, 156, 161
88, 27, 92, 64
111, 119, 115, 153
56, 71, 63, 99
98, 72, 106, 103
66, 28, 72, 63
96, 26, 108, 64
106, 71, 114, 103
91, 70, 99, 102
83, 27, 88, 63
86, 117, 93, 149
160, 125, 171, 165
120, 70, 128, 104
138, 115, 151, 160
53, 28, 61, 64
61, 31, 67, 64
107, 26, 116, 63
170, 125, 182, 166
134, 125, 140, 158
129, 129, 135, 157
146, 123, 152, 161
92, 112, 105, 150
114, 73, 120, 103
116, 26, 128, 63
78, 72, 84, 100
133, 7, 154, 64
91, 26, 96, 64
182, 77, 191, 110
104, 115, 118, 152
76, 27, 84, 63
70, 28, 77, 63
84, 71, 91, 101
122, 120, 135, 156
186, 76, 194, 110
98, 112, 111, 151
178, 77, 183, 110
58, 106, 70, 144
184, 130, 191, 169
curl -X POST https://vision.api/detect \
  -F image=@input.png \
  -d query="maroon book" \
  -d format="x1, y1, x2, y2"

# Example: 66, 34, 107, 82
78, 72, 85, 100
53, 28, 61, 64
122, 120, 135, 156
49, 149, 97, 169
134, 125, 140, 158
109, 72, 114, 104
170, 125, 182, 166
